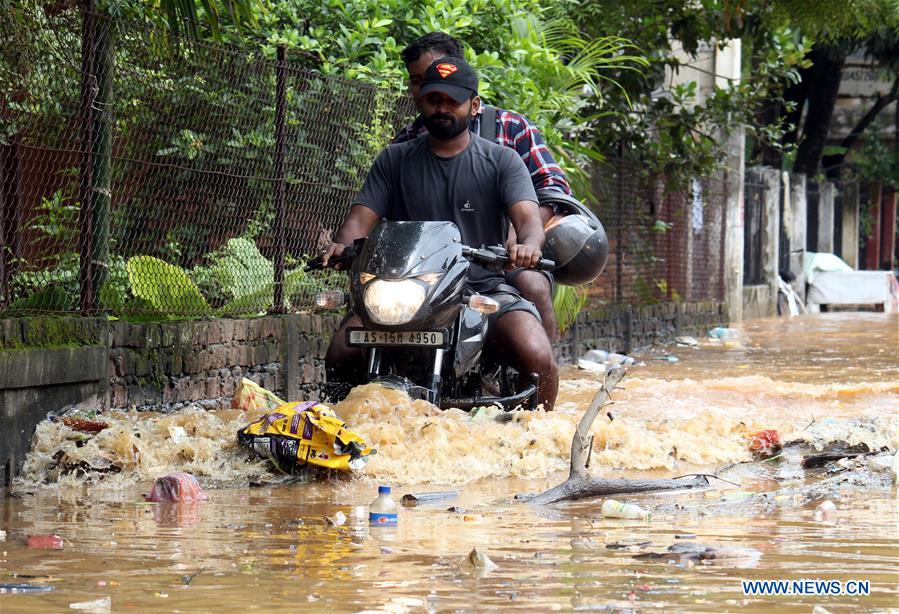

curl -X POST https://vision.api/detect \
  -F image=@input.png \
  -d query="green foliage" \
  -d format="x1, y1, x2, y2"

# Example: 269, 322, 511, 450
26, 189, 80, 250
191, 237, 274, 306
765, 0, 899, 42
7, 253, 130, 315
126, 255, 212, 315
552, 285, 588, 333
217, 265, 346, 315
134, 0, 263, 40
2, 286, 75, 316
220, 0, 646, 199
851, 137, 899, 185
570, 0, 815, 188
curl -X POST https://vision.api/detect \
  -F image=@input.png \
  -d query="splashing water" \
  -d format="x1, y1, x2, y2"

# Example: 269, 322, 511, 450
19, 360, 897, 490
5, 313, 898, 613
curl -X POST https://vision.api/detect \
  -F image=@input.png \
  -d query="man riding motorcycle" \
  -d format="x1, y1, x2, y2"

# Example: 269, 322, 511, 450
322, 56, 559, 411
396, 32, 566, 341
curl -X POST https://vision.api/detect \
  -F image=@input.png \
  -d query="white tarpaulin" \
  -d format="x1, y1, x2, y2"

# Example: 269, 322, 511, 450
806, 270, 899, 312
803, 252, 898, 312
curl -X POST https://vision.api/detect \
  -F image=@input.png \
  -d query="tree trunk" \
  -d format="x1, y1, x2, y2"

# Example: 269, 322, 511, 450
755, 99, 785, 168
793, 44, 847, 177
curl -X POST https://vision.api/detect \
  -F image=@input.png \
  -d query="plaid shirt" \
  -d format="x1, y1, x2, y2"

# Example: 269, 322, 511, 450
393, 108, 571, 195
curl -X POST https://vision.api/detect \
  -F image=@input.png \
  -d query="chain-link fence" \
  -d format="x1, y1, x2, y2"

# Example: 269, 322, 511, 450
586, 159, 727, 307
1, 3, 413, 318
2, 3, 727, 319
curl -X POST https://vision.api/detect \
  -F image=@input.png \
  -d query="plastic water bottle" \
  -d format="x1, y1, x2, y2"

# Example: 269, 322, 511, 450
708, 326, 737, 341
601, 498, 652, 521
369, 485, 398, 526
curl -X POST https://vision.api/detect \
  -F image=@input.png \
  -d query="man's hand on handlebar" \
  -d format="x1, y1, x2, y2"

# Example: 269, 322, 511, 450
321, 242, 347, 269
507, 243, 543, 269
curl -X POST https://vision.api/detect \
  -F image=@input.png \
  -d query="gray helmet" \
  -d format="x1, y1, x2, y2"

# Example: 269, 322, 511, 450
537, 189, 608, 286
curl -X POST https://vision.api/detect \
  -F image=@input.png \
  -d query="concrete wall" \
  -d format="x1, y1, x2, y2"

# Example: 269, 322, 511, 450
0, 318, 108, 487
558, 301, 727, 362
107, 314, 341, 412
788, 174, 808, 297
742, 285, 772, 320
1, 302, 726, 485
817, 181, 835, 255
744, 167, 781, 317
841, 183, 860, 268
724, 130, 746, 322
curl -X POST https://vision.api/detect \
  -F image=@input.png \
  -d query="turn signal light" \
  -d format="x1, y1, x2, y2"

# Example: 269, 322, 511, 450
468, 294, 499, 314
314, 290, 345, 309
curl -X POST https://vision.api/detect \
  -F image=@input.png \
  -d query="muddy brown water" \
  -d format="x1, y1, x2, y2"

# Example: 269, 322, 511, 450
1, 313, 897, 612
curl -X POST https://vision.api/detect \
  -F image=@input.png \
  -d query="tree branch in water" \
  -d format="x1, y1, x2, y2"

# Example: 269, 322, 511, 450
524, 366, 708, 505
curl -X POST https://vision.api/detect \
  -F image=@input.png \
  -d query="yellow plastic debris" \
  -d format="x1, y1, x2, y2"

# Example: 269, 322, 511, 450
237, 401, 375, 472
231, 377, 285, 412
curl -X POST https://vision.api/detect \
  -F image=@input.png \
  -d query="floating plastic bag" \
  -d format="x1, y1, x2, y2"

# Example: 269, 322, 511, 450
231, 377, 285, 412
749, 429, 782, 458
145, 472, 209, 502
237, 401, 374, 472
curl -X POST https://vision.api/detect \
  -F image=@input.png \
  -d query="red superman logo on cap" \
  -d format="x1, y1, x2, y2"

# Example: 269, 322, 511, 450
436, 63, 458, 78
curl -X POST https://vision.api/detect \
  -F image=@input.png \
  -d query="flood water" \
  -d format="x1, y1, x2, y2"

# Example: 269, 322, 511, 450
2, 312, 897, 612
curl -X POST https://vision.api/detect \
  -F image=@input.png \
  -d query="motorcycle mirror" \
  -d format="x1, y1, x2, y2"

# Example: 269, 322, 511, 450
314, 290, 346, 310
468, 294, 499, 315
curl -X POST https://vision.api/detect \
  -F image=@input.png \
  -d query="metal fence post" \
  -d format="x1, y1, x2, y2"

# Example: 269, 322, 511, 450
1, 137, 23, 307
272, 45, 287, 313
78, 0, 112, 314
615, 141, 624, 303
78, 0, 97, 312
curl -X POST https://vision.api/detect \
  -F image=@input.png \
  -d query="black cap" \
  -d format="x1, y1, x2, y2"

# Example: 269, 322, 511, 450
419, 56, 478, 103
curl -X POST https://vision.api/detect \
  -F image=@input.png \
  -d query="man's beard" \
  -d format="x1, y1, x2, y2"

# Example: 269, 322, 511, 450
424, 111, 469, 139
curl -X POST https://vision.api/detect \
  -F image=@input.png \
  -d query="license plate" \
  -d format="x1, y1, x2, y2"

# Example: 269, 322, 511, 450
347, 329, 445, 347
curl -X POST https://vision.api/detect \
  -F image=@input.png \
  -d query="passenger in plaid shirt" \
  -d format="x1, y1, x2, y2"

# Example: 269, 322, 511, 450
398, 32, 568, 340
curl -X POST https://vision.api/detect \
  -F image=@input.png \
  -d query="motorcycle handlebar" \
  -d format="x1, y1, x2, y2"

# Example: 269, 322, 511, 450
462, 245, 555, 271
304, 245, 357, 272
308, 243, 555, 272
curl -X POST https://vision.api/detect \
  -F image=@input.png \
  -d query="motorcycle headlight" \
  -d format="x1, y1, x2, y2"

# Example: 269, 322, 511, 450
364, 279, 426, 325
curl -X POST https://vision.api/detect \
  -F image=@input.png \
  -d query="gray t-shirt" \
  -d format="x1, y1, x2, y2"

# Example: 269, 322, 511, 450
354, 132, 538, 251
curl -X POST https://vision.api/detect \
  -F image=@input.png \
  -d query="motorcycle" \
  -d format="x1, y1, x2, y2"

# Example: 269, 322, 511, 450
309, 220, 554, 411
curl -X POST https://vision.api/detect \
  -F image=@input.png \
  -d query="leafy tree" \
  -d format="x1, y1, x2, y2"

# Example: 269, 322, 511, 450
560, 0, 812, 189
214, 0, 647, 200
740, 0, 899, 177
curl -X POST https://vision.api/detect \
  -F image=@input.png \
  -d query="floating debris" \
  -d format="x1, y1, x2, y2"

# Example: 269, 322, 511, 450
577, 358, 606, 373
325, 511, 346, 527
814, 500, 837, 522
145, 472, 209, 503
60, 417, 108, 434
635, 542, 762, 565
0, 583, 55, 593
749, 429, 782, 458
605, 540, 652, 551
26, 534, 64, 549
466, 547, 498, 571
601, 499, 652, 521
400, 491, 458, 507
69, 596, 111, 610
